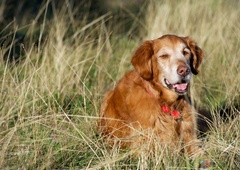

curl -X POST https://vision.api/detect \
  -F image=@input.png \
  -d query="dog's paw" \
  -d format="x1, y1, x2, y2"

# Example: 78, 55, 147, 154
198, 159, 212, 169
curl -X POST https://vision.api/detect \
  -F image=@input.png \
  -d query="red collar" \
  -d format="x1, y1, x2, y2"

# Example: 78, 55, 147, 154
144, 81, 182, 121
161, 104, 182, 121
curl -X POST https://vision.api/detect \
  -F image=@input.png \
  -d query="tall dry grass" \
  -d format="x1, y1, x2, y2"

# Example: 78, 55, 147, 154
0, 0, 239, 169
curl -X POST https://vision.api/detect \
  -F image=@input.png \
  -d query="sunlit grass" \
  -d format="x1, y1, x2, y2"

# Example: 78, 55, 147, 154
0, 0, 239, 169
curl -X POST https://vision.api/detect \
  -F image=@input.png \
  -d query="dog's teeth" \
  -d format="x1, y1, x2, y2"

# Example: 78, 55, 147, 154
166, 79, 170, 85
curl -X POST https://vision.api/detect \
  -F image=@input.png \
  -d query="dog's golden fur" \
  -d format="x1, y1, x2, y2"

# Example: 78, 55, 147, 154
98, 35, 206, 159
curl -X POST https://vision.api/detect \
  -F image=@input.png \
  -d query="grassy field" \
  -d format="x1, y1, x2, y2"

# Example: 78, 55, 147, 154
0, 0, 239, 169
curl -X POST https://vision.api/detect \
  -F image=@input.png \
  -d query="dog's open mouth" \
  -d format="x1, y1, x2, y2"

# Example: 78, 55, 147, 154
164, 79, 188, 94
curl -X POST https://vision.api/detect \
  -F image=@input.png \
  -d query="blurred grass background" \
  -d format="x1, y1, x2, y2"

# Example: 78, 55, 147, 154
0, 0, 239, 169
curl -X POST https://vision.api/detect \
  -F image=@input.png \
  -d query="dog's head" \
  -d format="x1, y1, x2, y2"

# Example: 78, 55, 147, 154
131, 34, 204, 95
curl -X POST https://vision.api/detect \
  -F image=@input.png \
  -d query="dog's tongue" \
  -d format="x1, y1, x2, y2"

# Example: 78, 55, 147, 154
173, 83, 188, 91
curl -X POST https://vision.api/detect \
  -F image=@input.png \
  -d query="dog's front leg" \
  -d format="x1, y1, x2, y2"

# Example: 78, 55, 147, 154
180, 113, 212, 168
180, 117, 204, 158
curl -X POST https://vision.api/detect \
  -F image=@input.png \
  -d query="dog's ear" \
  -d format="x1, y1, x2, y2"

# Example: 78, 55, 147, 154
131, 41, 154, 80
183, 37, 204, 75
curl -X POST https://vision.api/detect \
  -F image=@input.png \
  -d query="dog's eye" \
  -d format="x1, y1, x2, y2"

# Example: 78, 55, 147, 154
183, 48, 191, 56
159, 54, 169, 58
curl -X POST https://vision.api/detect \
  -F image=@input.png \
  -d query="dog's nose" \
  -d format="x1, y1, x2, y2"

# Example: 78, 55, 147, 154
177, 65, 190, 77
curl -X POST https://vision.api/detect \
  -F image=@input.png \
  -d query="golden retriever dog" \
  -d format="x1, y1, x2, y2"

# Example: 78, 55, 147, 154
98, 34, 211, 168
